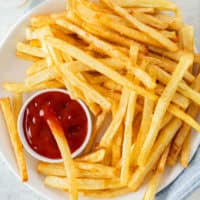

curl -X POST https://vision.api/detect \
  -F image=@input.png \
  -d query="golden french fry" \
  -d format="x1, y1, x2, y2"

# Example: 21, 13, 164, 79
16, 51, 41, 62
3, 81, 64, 93
143, 171, 162, 200
100, 88, 129, 147
77, 148, 106, 163
26, 60, 47, 76
180, 132, 191, 168
45, 113, 78, 200
111, 0, 177, 10
179, 25, 194, 52
131, 96, 154, 166
121, 91, 137, 184
111, 124, 123, 166
45, 176, 123, 190
0, 98, 28, 182
12, 93, 23, 121
17, 42, 45, 58
157, 145, 170, 172
82, 111, 107, 154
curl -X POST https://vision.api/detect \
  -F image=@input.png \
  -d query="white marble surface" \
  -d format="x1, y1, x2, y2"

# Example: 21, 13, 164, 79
0, 0, 200, 200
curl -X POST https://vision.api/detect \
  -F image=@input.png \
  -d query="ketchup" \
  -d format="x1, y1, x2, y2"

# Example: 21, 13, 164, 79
23, 91, 88, 159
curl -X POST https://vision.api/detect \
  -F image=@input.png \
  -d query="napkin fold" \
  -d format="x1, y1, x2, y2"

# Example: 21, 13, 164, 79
157, 147, 200, 200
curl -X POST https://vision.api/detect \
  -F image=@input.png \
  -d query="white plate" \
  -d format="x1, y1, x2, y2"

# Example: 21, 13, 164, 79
0, 0, 200, 200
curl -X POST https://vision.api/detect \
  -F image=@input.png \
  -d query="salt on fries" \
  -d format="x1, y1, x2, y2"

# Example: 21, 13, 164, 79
1, 0, 200, 200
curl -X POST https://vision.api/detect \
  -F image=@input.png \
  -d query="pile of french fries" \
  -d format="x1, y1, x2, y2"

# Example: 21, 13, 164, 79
1, 0, 200, 199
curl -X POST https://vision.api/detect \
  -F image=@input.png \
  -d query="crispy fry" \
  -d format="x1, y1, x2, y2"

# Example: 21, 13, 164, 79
17, 42, 45, 58
0, 98, 28, 182
45, 176, 123, 190
180, 133, 191, 168
12, 93, 23, 121
45, 112, 78, 200
112, 0, 177, 10
121, 91, 137, 184
100, 88, 129, 147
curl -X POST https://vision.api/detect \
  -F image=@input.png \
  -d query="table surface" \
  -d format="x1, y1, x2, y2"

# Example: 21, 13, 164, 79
0, 0, 200, 200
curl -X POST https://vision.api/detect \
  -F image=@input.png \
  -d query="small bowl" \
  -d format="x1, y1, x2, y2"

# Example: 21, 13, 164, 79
18, 89, 92, 163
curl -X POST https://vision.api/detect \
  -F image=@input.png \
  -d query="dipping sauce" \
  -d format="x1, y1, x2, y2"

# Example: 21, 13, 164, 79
22, 91, 88, 159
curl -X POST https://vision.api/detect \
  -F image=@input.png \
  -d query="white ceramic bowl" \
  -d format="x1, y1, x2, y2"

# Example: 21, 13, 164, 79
17, 88, 92, 163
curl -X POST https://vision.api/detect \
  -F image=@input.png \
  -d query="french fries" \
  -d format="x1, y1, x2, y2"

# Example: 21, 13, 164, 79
1, 0, 200, 199
138, 53, 193, 165
0, 98, 28, 182
45, 112, 78, 200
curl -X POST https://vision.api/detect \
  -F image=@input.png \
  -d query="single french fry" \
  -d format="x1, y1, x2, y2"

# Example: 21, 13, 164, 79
3, 81, 64, 93
29, 39, 41, 48
131, 96, 154, 166
131, 7, 155, 14
0, 98, 28, 182
111, 0, 177, 10
160, 112, 173, 130
16, 51, 41, 62
179, 25, 194, 52
121, 91, 137, 184
17, 42, 45, 58
131, 10, 168, 30
77, 148, 106, 163
30, 15, 55, 28
26, 60, 47, 76
111, 125, 123, 166
143, 171, 162, 200
161, 30, 177, 41
138, 53, 193, 165
82, 111, 107, 154
25, 68, 60, 87
180, 132, 191, 168
157, 145, 170, 172
12, 93, 23, 121
45, 176, 123, 190
45, 111, 78, 200
100, 88, 129, 147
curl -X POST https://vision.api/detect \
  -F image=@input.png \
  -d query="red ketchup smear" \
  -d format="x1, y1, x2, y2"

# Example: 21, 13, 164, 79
23, 91, 88, 159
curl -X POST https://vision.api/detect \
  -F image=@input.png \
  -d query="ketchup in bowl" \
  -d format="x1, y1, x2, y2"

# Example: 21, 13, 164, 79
18, 89, 91, 162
